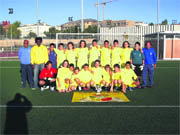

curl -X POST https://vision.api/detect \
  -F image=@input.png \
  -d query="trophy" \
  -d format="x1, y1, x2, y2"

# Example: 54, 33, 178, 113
96, 84, 102, 96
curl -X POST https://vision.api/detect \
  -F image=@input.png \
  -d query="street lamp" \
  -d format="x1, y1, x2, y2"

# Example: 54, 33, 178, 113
157, 0, 160, 59
81, 0, 84, 32
9, 8, 13, 54
36, 0, 39, 36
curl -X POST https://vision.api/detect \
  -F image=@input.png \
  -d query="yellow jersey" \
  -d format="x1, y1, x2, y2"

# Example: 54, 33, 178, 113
89, 46, 100, 67
121, 68, 137, 85
71, 73, 80, 86
120, 48, 133, 67
112, 71, 122, 80
79, 69, 93, 83
102, 69, 111, 84
54, 48, 66, 68
91, 67, 104, 84
31, 44, 48, 65
65, 49, 77, 66
111, 47, 122, 67
100, 47, 111, 67
76, 48, 89, 68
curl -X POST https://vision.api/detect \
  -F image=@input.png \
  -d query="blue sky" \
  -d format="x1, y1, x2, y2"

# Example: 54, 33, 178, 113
0, 0, 179, 26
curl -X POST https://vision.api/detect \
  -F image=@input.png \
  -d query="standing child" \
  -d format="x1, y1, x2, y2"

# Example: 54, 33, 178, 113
121, 62, 140, 93
76, 40, 89, 69
89, 39, 100, 68
110, 64, 122, 92
65, 42, 77, 66
111, 40, 121, 68
120, 41, 133, 68
48, 43, 57, 68
54, 43, 66, 68
100, 40, 111, 67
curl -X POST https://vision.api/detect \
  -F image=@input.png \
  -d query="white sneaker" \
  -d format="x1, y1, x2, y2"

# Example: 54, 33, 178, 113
50, 86, 55, 91
78, 86, 82, 91
41, 87, 44, 92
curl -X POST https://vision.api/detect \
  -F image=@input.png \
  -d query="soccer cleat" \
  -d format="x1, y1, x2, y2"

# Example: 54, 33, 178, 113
41, 87, 44, 92
50, 86, 55, 91
131, 64, 136, 70
31, 88, 36, 90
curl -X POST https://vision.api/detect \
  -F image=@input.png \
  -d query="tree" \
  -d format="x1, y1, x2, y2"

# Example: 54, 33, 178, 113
161, 19, 168, 25
44, 27, 61, 38
7, 21, 21, 39
27, 32, 37, 38
83, 25, 97, 33
149, 22, 154, 26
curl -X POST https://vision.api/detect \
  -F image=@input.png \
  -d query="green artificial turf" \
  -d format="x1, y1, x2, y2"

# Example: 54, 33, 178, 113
0, 61, 179, 134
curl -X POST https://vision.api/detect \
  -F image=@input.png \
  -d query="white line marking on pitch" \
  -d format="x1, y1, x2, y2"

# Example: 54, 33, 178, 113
0, 67, 178, 69
0, 105, 179, 108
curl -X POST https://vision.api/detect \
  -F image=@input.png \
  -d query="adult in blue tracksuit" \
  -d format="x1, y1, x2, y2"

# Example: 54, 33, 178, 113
18, 40, 33, 88
48, 43, 57, 68
142, 41, 157, 88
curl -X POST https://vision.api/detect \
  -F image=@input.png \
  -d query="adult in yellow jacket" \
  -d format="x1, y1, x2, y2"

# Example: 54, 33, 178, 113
111, 40, 121, 68
120, 41, 133, 68
100, 40, 111, 67
76, 40, 89, 69
31, 37, 48, 88
89, 39, 100, 68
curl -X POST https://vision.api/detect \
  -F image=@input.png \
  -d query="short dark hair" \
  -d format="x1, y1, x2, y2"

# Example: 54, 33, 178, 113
113, 40, 119, 44
126, 61, 131, 65
104, 40, 109, 44
135, 42, 141, 46
95, 59, 100, 64
79, 40, 86, 48
74, 67, 80, 72
92, 39, 97, 43
46, 61, 53, 67
50, 43, 55, 48
83, 63, 89, 68
67, 42, 74, 49
114, 64, 120, 69
35, 37, 42, 43
58, 43, 64, 48
122, 41, 130, 48
145, 41, 152, 47
69, 64, 74, 68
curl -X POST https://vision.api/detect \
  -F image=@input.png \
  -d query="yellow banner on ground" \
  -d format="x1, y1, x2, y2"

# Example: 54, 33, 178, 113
72, 92, 130, 102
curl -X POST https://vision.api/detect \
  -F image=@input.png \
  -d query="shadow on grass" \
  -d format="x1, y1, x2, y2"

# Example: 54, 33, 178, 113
4, 93, 32, 135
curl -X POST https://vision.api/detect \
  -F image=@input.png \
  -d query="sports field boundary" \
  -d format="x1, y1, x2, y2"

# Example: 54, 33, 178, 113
0, 105, 179, 108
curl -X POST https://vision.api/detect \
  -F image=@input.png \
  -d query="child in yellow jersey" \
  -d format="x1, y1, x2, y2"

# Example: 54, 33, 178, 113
76, 40, 89, 69
54, 43, 66, 68
69, 67, 81, 91
100, 40, 111, 67
65, 64, 74, 92
56, 60, 69, 93
120, 41, 133, 68
121, 62, 140, 93
65, 42, 77, 66
89, 39, 100, 68
111, 40, 122, 68
79, 64, 93, 90
91, 60, 104, 90
110, 64, 122, 92
101, 64, 112, 89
